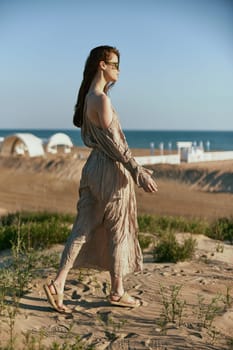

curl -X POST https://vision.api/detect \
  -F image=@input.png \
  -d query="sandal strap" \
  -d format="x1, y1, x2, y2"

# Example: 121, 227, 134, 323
50, 280, 64, 304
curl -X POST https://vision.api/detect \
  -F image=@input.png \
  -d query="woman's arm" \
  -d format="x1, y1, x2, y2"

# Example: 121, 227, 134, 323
96, 94, 113, 129
124, 158, 158, 193
86, 93, 113, 129
87, 93, 158, 193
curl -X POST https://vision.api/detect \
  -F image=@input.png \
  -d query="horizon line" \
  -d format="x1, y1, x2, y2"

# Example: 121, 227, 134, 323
0, 128, 233, 132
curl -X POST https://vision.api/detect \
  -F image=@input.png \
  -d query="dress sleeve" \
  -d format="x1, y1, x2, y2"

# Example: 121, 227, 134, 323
88, 120, 132, 162
88, 120, 154, 188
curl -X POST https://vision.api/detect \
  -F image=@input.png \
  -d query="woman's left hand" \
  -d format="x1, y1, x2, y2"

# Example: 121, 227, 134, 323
138, 169, 158, 193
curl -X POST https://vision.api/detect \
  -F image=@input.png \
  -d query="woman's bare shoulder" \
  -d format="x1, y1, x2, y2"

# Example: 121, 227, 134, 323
86, 91, 110, 107
86, 92, 112, 129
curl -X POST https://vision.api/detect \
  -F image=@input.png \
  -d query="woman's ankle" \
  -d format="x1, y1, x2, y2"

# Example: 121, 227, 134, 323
110, 290, 124, 298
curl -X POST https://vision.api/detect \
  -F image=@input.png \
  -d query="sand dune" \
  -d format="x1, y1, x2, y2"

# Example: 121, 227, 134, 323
0, 151, 232, 220
150, 162, 233, 193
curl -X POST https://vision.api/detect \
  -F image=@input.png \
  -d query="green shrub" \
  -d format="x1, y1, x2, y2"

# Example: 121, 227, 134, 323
138, 215, 157, 233
153, 232, 196, 263
138, 233, 153, 251
207, 217, 233, 244
159, 284, 186, 326
0, 212, 75, 251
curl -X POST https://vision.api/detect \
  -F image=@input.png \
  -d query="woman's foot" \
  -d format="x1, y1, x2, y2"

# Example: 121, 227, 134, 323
108, 292, 141, 308
43, 280, 71, 313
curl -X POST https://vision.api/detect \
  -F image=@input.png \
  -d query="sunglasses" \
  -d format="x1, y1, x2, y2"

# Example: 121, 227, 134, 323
105, 61, 119, 70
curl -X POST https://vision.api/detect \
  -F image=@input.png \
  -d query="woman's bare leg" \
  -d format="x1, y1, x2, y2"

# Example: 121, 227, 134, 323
110, 273, 124, 297
47, 268, 70, 307
47, 233, 86, 308
109, 273, 139, 305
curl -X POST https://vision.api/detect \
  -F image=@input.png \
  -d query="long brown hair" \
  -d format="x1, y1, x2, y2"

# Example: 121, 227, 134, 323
73, 45, 120, 128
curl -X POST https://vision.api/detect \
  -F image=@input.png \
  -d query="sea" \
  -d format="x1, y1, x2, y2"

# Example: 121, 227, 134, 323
0, 129, 233, 152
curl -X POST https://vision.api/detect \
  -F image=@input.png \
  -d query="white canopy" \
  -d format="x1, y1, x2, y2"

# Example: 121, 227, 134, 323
0, 133, 44, 157
46, 133, 73, 154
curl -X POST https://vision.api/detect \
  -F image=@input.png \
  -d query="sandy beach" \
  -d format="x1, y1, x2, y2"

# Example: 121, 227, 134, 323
0, 149, 233, 349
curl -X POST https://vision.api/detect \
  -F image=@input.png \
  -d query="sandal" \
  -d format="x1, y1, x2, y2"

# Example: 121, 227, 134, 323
108, 292, 141, 308
43, 280, 71, 313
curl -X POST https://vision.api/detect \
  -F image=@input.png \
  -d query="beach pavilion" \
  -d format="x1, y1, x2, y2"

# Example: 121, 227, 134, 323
46, 132, 73, 154
0, 133, 45, 157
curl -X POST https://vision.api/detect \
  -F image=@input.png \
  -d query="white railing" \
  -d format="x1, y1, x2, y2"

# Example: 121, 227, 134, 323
187, 151, 233, 163
134, 154, 180, 165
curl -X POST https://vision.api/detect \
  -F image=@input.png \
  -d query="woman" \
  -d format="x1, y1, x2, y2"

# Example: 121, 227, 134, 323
44, 45, 158, 312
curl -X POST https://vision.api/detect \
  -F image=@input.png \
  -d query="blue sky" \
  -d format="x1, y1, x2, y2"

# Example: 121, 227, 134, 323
1, 0, 233, 130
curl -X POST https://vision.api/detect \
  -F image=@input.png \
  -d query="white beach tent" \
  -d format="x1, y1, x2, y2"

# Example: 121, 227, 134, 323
0, 133, 45, 157
46, 133, 73, 154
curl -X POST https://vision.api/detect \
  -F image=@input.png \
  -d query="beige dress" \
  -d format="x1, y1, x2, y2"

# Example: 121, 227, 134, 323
60, 108, 143, 277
